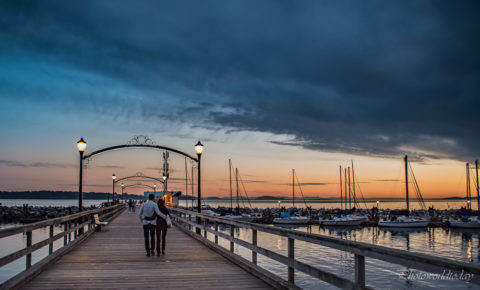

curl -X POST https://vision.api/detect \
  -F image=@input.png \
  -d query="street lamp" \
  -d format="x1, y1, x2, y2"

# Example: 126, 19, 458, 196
76, 138, 87, 212
153, 183, 157, 195
112, 173, 116, 203
162, 174, 167, 194
278, 200, 281, 209
121, 183, 125, 202
376, 200, 380, 208
194, 141, 204, 213
194, 141, 204, 234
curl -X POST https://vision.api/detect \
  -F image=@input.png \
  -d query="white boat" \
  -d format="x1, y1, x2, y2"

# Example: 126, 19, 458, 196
202, 209, 220, 216
319, 215, 364, 226
273, 216, 310, 224
449, 216, 480, 228
223, 214, 244, 220
378, 216, 429, 228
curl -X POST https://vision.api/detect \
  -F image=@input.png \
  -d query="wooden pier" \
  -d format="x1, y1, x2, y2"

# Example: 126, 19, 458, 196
18, 209, 271, 289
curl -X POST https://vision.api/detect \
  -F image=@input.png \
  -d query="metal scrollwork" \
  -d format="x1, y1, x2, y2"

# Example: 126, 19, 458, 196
127, 135, 155, 145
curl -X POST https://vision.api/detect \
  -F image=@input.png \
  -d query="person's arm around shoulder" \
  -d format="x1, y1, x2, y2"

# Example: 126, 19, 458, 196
154, 204, 166, 219
138, 203, 145, 222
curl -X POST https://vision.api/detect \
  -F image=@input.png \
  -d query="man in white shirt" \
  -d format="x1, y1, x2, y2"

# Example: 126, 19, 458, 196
138, 194, 166, 256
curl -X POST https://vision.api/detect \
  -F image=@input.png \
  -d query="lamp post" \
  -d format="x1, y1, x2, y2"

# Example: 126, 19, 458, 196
121, 183, 125, 202
153, 183, 157, 196
194, 141, 204, 234
278, 200, 281, 209
376, 200, 380, 209
76, 138, 87, 236
112, 173, 116, 204
162, 175, 167, 195
76, 138, 87, 212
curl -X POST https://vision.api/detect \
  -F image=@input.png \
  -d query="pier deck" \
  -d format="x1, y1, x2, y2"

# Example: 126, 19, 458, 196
21, 209, 271, 289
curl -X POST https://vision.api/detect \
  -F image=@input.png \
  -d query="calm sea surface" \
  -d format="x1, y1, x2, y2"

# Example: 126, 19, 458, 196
1, 199, 478, 289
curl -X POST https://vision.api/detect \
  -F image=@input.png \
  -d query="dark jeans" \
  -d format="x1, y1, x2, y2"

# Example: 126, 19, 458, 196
143, 224, 155, 254
156, 226, 168, 253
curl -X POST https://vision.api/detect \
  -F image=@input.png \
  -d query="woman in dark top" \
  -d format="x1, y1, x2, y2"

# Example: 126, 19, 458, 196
155, 199, 171, 256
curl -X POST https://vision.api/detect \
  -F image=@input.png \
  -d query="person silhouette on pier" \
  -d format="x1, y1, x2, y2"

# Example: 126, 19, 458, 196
155, 199, 171, 256
138, 194, 166, 256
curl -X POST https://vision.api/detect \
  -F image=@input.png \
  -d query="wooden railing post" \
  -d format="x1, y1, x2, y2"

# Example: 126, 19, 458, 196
355, 254, 365, 288
49, 225, 54, 255
252, 229, 257, 264
26, 231, 32, 269
188, 214, 191, 231
288, 237, 294, 284
203, 218, 207, 238
64, 222, 68, 246
68, 222, 72, 242
230, 224, 235, 252
214, 221, 218, 244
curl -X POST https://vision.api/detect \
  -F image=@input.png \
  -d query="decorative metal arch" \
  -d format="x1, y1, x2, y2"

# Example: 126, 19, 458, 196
114, 172, 165, 184
83, 135, 198, 162
122, 183, 156, 190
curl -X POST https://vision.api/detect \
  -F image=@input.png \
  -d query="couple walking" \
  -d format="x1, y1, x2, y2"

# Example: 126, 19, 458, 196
138, 194, 171, 256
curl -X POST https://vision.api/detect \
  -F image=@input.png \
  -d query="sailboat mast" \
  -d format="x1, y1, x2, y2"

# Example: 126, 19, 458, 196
405, 155, 409, 215
191, 165, 194, 208
344, 168, 348, 210
236, 168, 239, 214
292, 169, 295, 208
229, 159, 233, 213
476, 159, 479, 211
467, 163, 471, 210
348, 167, 351, 209
340, 166, 343, 211
351, 160, 357, 208
184, 157, 188, 209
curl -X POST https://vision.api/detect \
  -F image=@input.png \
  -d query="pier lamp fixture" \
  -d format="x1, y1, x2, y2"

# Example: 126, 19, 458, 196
376, 201, 380, 208
121, 183, 125, 201
467, 200, 471, 211
194, 141, 204, 235
112, 173, 116, 203
278, 200, 281, 209
162, 174, 167, 194
76, 138, 87, 212
194, 141, 204, 213
153, 184, 157, 194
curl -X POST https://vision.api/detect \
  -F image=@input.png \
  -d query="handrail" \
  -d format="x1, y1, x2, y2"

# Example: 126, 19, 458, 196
169, 207, 480, 289
0, 204, 125, 289
0, 205, 123, 238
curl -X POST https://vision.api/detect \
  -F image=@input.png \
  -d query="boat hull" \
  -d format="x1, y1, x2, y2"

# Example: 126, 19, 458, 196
449, 220, 480, 229
273, 217, 310, 224
319, 218, 363, 226
378, 220, 429, 228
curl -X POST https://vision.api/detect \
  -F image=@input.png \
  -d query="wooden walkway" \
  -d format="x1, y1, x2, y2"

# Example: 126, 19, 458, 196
21, 209, 272, 289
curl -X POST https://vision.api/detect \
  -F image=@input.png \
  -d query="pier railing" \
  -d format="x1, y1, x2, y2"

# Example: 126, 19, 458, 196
170, 208, 480, 290
0, 203, 125, 289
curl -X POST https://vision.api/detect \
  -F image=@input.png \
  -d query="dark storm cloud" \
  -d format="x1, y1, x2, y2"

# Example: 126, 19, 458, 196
0, 160, 76, 168
1, 1, 479, 160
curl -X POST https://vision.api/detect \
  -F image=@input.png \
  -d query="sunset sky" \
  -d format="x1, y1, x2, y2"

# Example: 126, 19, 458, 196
0, 1, 479, 199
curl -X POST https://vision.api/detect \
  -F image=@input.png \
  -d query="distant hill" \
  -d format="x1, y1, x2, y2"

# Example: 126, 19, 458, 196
0, 191, 144, 200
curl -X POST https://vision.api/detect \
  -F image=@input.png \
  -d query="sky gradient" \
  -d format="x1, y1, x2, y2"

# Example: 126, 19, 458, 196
0, 1, 479, 199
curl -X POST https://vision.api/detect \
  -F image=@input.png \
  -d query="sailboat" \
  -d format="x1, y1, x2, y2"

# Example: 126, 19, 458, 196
449, 160, 480, 228
319, 162, 366, 226
273, 169, 310, 224
224, 160, 244, 220
378, 155, 430, 228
